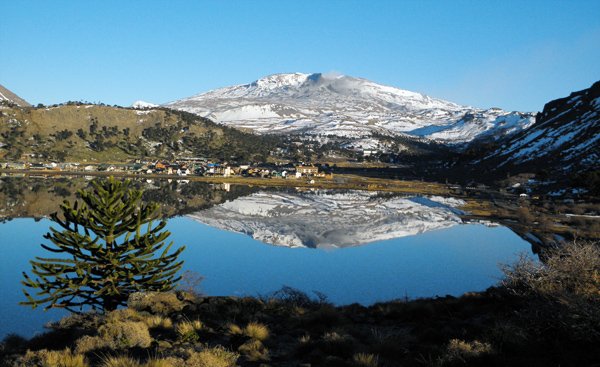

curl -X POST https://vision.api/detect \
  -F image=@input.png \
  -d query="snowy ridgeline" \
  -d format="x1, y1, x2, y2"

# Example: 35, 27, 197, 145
480, 82, 600, 170
187, 191, 466, 248
164, 73, 535, 144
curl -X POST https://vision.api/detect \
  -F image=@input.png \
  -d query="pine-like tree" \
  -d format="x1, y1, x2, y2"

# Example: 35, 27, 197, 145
21, 177, 185, 312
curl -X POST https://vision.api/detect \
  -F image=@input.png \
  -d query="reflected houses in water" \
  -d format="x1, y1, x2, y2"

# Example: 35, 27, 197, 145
0, 176, 259, 221
1, 175, 471, 249
0, 175, 544, 252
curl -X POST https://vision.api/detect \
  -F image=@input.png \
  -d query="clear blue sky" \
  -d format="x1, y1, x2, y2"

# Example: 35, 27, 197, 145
1, 0, 599, 111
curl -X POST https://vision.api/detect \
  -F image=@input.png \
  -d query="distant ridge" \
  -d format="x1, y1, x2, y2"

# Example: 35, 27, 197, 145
165, 72, 535, 144
0, 84, 31, 107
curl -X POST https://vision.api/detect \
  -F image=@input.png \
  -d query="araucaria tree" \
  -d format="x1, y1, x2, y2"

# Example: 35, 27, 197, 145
21, 177, 185, 312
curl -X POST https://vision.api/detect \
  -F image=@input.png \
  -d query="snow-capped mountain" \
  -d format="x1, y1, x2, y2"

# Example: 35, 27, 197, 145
165, 73, 534, 144
131, 100, 158, 109
479, 80, 600, 172
187, 190, 465, 248
0, 84, 31, 107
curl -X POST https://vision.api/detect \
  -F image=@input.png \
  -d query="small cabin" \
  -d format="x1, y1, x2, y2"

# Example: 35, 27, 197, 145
296, 165, 319, 176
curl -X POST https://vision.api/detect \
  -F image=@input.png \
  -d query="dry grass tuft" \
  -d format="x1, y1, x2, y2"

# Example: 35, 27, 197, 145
243, 322, 269, 341
299, 334, 311, 343
186, 346, 239, 367
75, 335, 106, 354
144, 315, 173, 330
442, 339, 494, 363
142, 357, 180, 367
106, 309, 145, 323
99, 356, 179, 367
22, 348, 88, 367
226, 323, 243, 335
176, 320, 203, 342
353, 352, 379, 367
100, 355, 141, 367
238, 339, 270, 362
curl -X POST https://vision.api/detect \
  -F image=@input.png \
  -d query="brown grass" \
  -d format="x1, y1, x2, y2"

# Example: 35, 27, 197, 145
186, 346, 239, 367
502, 240, 600, 341
243, 322, 269, 341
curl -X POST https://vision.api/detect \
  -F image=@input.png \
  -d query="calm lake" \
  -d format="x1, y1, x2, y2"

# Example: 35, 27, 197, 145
0, 178, 533, 338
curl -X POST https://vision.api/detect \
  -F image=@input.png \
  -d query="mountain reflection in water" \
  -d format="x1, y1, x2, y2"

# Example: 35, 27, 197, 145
188, 191, 467, 248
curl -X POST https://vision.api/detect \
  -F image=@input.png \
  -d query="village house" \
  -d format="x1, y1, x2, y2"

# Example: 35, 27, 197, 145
58, 163, 78, 171
296, 165, 319, 176
29, 163, 47, 170
177, 167, 191, 176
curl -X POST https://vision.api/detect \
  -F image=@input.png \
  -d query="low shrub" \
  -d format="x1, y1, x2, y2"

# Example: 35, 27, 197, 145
76, 321, 152, 353
100, 321, 153, 349
128, 292, 186, 315
502, 240, 600, 341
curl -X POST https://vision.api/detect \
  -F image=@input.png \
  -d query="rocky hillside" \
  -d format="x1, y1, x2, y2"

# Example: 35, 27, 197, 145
0, 103, 281, 162
475, 80, 600, 176
0, 84, 31, 107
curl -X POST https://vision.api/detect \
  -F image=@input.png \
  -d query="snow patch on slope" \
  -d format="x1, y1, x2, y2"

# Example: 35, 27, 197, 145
132, 100, 158, 109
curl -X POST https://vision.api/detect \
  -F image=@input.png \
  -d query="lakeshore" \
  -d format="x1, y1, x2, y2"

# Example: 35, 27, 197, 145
0, 168, 453, 195
2, 169, 597, 250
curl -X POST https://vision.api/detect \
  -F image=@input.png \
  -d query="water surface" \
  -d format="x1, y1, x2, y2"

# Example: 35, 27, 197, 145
0, 179, 533, 338
1, 216, 529, 338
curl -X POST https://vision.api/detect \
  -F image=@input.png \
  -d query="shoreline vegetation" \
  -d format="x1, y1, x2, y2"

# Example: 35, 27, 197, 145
2, 241, 599, 366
